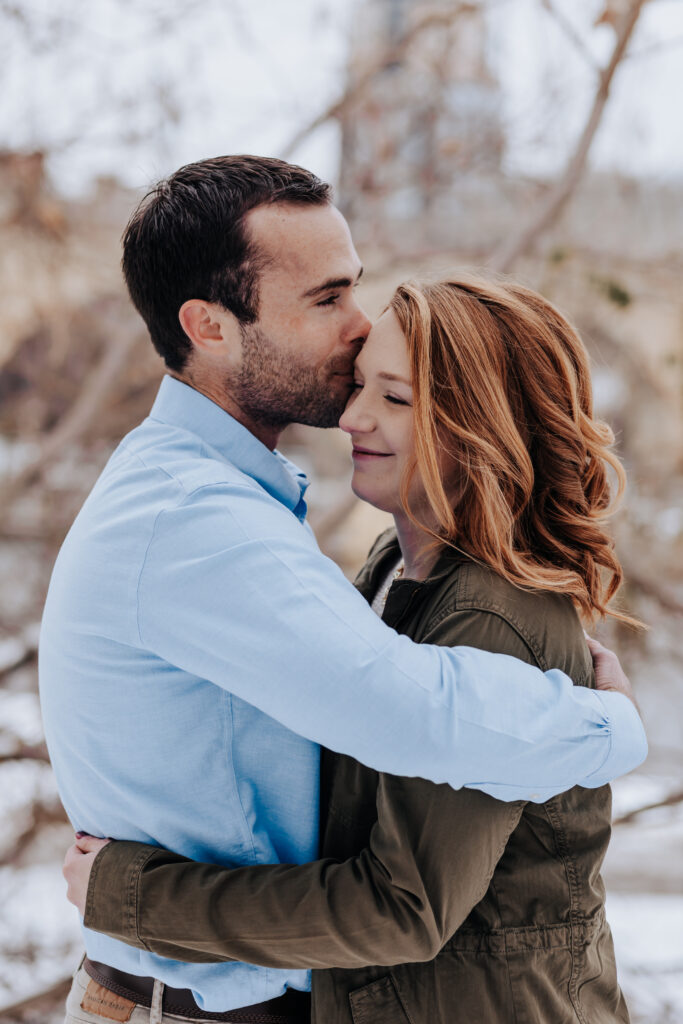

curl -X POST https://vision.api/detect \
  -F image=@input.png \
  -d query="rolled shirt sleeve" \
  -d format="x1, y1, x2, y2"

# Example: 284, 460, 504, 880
136, 482, 647, 800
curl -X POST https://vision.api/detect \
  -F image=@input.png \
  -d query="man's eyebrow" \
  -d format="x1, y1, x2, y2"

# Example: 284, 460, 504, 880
302, 266, 364, 299
378, 372, 412, 386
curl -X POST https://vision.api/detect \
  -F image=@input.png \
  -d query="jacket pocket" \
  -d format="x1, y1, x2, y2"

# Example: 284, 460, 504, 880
349, 975, 412, 1024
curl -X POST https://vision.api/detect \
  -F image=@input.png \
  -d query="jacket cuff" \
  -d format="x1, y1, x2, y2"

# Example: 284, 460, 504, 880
84, 840, 160, 947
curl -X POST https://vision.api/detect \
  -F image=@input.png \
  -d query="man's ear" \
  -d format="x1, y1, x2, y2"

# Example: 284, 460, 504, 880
178, 300, 236, 354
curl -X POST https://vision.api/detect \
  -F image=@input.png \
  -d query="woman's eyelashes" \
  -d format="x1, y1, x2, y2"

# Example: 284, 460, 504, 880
350, 382, 410, 406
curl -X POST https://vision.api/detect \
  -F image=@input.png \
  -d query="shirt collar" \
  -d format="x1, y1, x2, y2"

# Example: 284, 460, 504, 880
149, 376, 310, 520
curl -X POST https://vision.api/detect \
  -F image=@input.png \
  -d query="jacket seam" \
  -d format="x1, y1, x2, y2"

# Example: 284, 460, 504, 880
487, 806, 523, 1024
468, 801, 524, 926
388, 971, 417, 1024
84, 845, 107, 930
423, 600, 549, 671
443, 919, 596, 949
130, 847, 160, 951
543, 799, 588, 1024
487, 876, 519, 1023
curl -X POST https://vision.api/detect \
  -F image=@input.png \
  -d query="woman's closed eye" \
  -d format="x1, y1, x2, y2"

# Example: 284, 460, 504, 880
385, 394, 410, 406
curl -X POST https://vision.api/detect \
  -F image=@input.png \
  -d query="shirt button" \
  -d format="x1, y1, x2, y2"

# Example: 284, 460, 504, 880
530, 793, 540, 800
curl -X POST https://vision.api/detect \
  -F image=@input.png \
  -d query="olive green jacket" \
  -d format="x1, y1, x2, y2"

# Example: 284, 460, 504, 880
85, 531, 628, 1023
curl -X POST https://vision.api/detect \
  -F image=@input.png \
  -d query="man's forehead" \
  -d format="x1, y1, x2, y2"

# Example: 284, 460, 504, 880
246, 202, 359, 274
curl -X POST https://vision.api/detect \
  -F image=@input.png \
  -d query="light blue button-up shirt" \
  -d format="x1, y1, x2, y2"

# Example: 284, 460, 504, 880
39, 376, 646, 1012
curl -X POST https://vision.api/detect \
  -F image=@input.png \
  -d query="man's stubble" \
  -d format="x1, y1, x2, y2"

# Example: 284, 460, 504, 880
232, 324, 356, 431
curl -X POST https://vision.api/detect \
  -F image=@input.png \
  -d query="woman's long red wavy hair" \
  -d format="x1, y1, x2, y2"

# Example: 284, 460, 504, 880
389, 275, 638, 626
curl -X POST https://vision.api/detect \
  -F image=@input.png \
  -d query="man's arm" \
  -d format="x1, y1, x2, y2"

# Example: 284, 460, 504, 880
137, 483, 646, 799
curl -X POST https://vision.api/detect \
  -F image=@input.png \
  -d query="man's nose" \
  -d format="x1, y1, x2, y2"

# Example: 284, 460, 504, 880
347, 300, 371, 345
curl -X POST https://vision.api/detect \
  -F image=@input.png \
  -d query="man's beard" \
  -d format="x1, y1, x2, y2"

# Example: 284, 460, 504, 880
232, 324, 356, 431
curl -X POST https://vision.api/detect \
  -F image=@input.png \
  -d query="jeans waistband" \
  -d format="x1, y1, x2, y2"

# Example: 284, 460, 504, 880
83, 958, 311, 1023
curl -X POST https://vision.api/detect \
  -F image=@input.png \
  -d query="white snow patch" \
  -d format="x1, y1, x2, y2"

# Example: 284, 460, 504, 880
608, 892, 683, 1023
0, 862, 82, 1007
0, 690, 44, 750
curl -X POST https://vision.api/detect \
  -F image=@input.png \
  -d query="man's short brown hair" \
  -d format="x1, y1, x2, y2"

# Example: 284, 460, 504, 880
122, 155, 332, 370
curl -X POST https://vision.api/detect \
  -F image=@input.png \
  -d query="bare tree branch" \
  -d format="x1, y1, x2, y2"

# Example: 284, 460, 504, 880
0, 976, 72, 1022
0, 744, 49, 766
0, 796, 67, 865
625, 34, 683, 60
281, 3, 480, 160
0, 646, 36, 681
0, 328, 139, 516
0, 627, 39, 680
488, 0, 648, 272
621, 562, 683, 617
613, 788, 683, 826
540, 0, 599, 70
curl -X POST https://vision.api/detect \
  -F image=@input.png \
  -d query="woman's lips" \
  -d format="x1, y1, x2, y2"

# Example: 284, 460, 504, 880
352, 447, 393, 461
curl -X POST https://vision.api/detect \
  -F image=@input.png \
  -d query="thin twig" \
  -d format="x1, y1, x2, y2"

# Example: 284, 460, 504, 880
625, 33, 683, 60
0, 328, 138, 515
0, 744, 50, 766
488, 0, 648, 272
621, 565, 683, 617
0, 796, 68, 865
281, 3, 479, 160
540, 0, 599, 70
613, 789, 683, 826
0, 627, 40, 680
0, 976, 72, 1022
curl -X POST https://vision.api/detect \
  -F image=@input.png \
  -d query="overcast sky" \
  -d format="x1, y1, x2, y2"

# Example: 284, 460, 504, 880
2, 0, 682, 195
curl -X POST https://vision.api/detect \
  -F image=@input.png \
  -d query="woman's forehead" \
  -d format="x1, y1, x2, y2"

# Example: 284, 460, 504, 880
357, 309, 409, 374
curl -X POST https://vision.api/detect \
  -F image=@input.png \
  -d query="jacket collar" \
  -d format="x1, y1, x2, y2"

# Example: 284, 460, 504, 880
354, 527, 469, 621
149, 376, 309, 521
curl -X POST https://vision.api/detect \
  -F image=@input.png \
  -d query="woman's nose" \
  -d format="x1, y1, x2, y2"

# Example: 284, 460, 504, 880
339, 392, 374, 435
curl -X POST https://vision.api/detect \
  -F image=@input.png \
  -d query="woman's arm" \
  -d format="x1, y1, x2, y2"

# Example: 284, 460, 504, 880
76, 610, 536, 970
83, 778, 522, 968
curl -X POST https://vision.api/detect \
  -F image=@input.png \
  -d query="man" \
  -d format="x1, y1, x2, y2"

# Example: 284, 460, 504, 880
40, 155, 646, 1024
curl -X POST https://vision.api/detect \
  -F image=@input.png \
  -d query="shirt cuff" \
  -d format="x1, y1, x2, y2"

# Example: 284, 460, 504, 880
85, 840, 159, 947
581, 690, 648, 788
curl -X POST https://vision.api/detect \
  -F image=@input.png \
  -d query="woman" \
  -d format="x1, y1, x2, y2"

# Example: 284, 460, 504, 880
67, 275, 635, 1023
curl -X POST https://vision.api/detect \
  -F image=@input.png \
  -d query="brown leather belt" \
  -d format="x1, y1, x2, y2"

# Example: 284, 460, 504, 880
83, 958, 311, 1023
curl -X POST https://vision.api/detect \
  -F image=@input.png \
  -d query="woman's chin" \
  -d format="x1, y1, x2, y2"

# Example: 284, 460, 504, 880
350, 480, 397, 516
